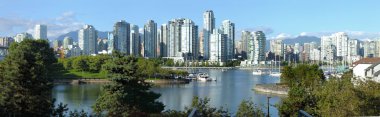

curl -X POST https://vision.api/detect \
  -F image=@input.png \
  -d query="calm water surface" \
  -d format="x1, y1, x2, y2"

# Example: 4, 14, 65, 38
52, 69, 283, 116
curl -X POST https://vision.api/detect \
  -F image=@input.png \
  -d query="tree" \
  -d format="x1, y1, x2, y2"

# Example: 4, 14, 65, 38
0, 39, 56, 116
52, 102, 69, 117
137, 58, 158, 78
93, 52, 164, 116
236, 99, 265, 117
165, 59, 174, 66
62, 58, 73, 69
184, 96, 230, 117
88, 55, 110, 72
69, 110, 88, 117
355, 80, 380, 115
314, 78, 360, 116
201, 61, 205, 67
72, 56, 89, 71
278, 64, 325, 116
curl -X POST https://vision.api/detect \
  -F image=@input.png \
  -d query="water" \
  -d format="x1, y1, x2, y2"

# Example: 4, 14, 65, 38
52, 69, 283, 116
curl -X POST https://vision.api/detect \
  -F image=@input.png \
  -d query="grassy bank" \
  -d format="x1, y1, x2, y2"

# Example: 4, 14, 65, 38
49, 64, 108, 79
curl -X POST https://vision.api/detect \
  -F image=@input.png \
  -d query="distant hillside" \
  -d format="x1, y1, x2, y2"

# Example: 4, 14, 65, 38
265, 36, 320, 50
283, 36, 320, 45
56, 30, 109, 42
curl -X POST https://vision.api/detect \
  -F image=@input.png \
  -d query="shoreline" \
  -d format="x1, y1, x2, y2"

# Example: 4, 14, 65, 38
254, 83, 289, 95
53, 79, 111, 84
145, 79, 190, 84
53, 78, 190, 85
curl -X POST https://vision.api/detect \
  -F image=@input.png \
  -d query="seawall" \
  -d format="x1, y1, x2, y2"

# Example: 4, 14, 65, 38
254, 83, 289, 95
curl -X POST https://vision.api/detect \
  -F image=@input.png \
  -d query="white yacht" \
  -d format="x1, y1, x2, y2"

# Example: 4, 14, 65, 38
252, 70, 265, 75
197, 73, 212, 81
270, 72, 281, 77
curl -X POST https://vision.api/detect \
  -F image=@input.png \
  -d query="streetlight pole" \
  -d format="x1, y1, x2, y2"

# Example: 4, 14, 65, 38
267, 96, 271, 117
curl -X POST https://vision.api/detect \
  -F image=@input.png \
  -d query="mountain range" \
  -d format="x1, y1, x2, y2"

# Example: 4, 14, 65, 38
265, 36, 320, 50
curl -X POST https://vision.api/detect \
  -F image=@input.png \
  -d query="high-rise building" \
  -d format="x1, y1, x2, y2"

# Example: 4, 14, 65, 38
167, 19, 183, 57
53, 39, 62, 50
130, 24, 140, 56
348, 39, 360, 56
363, 40, 376, 58
14, 32, 33, 43
236, 40, 242, 56
270, 39, 284, 56
203, 10, 215, 60
139, 32, 144, 56
252, 31, 266, 64
107, 32, 114, 53
209, 29, 226, 63
303, 43, 311, 61
294, 43, 300, 54
376, 39, 380, 57
157, 29, 161, 57
203, 10, 215, 32
321, 36, 334, 62
180, 19, 198, 60
0, 37, 14, 47
220, 20, 235, 60
199, 31, 204, 57
240, 31, 251, 59
34, 24, 47, 40
63, 36, 73, 49
165, 19, 199, 60
321, 32, 349, 62
78, 25, 98, 55
333, 32, 349, 61
112, 20, 130, 54
144, 20, 157, 58
309, 49, 321, 61
160, 24, 169, 57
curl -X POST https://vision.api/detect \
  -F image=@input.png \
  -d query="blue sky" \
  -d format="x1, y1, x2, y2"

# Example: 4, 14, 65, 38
1, 0, 380, 40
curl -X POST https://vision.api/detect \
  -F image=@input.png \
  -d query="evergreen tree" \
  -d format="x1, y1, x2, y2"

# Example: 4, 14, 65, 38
0, 39, 56, 116
184, 96, 230, 117
236, 99, 265, 117
278, 64, 325, 116
93, 52, 164, 116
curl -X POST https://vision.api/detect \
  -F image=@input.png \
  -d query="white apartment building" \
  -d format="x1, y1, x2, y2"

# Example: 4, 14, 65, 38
34, 24, 47, 40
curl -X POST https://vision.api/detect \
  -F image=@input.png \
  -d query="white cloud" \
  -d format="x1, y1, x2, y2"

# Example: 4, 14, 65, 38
275, 33, 292, 39
239, 26, 274, 35
236, 26, 274, 40
295, 31, 380, 40
345, 31, 380, 40
299, 32, 308, 36
0, 11, 84, 40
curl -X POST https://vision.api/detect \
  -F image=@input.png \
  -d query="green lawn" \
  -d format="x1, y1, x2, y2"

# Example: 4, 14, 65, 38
48, 64, 108, 79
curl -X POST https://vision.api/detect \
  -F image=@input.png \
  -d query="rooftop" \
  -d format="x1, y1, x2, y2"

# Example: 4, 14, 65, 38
352, 57, 380, 66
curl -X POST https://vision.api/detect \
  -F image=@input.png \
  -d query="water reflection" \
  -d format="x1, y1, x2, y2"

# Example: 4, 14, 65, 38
151, 69, 281, 116
52, 84, 103, 113
52, 69, 282, 116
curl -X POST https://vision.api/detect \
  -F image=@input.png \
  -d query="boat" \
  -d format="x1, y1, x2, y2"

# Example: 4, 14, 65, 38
269, 72, 281, 77
197, 73, 213, 81
186, 73, 197, 80
252, 70, 265, 75
269, 55, 281, 77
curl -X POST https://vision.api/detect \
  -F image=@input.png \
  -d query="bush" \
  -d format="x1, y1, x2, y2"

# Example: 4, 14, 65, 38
72, 56, 89, 71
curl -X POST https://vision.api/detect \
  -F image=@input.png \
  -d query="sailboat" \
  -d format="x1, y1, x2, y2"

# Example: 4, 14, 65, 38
252, 61, 268, 75
270, 55, 281, 77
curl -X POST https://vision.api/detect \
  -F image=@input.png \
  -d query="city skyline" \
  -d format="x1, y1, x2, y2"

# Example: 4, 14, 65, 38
1, 0, 380, 40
